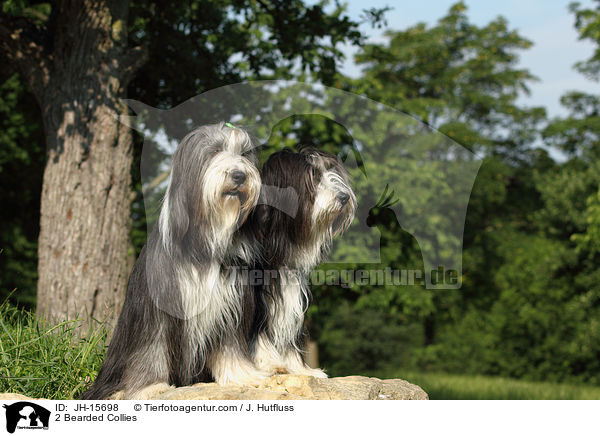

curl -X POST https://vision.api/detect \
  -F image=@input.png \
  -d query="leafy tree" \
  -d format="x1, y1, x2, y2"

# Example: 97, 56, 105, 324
421, 1, 600, 384
349, 1, 545, 159
570, 0, 600, 82
326, 2, 545, 348
319, 301, 422, 376
1, 0, 147, 328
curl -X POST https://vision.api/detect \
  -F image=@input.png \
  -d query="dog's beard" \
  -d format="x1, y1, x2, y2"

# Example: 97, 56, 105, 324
311, 171, 355, 238
289, 170, 355, 270
201, 152, 261, 237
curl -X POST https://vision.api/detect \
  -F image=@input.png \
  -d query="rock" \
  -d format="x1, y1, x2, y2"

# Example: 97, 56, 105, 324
157, 375, 428, 400
1, 375, 428, 400
0, 393, 33, 401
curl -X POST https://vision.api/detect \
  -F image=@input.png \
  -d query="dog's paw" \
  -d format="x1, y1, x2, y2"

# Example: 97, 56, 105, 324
288, 365, 328, 379
215, 365, 272, 387
253, 363, 287, 376
107, 390, 125, 400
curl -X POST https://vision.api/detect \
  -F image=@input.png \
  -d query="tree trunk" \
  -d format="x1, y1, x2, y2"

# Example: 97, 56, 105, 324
1, 1, 146, 331
36, 99, 133, 330
305, 340, 320, 369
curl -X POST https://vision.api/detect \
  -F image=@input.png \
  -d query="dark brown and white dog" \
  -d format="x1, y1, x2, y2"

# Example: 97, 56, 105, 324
246, 148, 356, 377
81, 123, 266, 400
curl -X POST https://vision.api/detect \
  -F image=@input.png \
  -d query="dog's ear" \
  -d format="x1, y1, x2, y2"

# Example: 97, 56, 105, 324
250, 204, 271, 242
167, 186, 190, 243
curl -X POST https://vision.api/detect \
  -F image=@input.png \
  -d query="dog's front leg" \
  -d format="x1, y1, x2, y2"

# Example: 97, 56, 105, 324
280, 347, 328, 378
118, 329, 172, 399
253, 332, 328, 378
208, 341, 269, 386
253, 332, 287, 374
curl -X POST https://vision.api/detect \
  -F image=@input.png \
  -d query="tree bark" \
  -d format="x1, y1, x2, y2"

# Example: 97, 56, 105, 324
36, 99, 133, 330
305, 340, 320, 369
1, 1, 146, 330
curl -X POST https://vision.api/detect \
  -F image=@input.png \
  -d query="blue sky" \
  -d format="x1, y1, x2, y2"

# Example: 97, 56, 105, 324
339, 0, 598, 118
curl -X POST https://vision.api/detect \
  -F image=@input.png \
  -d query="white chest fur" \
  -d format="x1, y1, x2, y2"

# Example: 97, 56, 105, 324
177, 262, 243, 360
267, 268, 308, 352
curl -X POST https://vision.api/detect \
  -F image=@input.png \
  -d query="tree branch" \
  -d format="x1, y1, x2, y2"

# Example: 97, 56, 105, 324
142, 170, 169, 197
0, 13, 50, 99
120, 44, 149, 87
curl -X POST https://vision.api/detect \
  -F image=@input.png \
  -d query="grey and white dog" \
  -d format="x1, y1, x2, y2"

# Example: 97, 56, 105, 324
81, 123, 265, 400
246, 148, 356, 377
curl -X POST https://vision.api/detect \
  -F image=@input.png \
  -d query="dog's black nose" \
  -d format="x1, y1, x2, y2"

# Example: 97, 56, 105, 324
230, 170, 247, 185
337, 192, 350, 205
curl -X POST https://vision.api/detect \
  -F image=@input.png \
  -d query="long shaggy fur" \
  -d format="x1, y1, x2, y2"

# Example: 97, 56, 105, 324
246, 147, 356, 377
81, 123, 265, 400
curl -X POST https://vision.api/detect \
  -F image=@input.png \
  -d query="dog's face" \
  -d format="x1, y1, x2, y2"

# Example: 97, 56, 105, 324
256, 147, 355, 266
162, 123, 260, 246
197, 127, 261, 228
304, 148, 356, 239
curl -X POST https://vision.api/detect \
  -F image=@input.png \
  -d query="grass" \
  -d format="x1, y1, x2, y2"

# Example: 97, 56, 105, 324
0, 301, 107, 399
370, 370, 600, 400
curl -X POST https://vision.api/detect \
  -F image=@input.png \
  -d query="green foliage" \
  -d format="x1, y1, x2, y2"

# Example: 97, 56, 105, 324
349, 1, 545, 157
312, 2, 600, 387
0, 73, 44, 308
572, 186, 600, 256
543, 92, 600, 158
0, 301, 107, 400
127, 0, 369, 108
421, 231, 600, 384
407, 2, 600, 385
318, 302, 422, 376
316, 1, 546, 343
570, 0, 600, 80
533, 159, 600, 238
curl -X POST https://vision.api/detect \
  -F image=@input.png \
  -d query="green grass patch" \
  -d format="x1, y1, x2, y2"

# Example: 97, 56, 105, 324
371, 370, 600, 399
0, 301, 107, 399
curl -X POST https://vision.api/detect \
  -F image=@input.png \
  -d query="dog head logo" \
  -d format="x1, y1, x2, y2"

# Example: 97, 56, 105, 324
3, 402, 50, 433
123, 80, 481, 291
